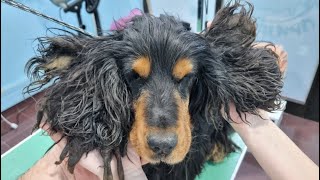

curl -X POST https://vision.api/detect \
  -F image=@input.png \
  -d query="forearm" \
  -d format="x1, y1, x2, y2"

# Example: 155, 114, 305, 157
231, 112, 319, 180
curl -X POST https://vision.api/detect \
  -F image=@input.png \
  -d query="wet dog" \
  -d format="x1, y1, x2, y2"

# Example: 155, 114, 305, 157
25, 1, 283, 179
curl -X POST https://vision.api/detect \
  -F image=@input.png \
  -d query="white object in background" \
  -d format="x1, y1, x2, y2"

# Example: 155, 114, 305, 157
1, 114, 18, 129
1, 88, 18, 129
268, 100, 287, 127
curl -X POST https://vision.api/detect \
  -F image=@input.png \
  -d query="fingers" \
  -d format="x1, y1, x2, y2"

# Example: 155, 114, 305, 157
252, 43, 287, 60
128, 143, 149, 165
206, 21, 212, 28
276, 46, 288, 69
125, 143, 147, 166
74, 165, 101, 180
78, 149, 105, 179
274, 45, 288, 60
76, 142, 149, 179
252, 43, 288, 75
121, 144, 148, 180
40, 123, 149, 179
252, 42, 270, 49
40, 122, 105, 179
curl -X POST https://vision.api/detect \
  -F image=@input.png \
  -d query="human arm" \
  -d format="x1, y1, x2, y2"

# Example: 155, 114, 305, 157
225, 103, 319, 180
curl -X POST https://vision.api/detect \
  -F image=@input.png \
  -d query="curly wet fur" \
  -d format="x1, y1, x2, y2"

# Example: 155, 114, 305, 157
24, 1, 282, 180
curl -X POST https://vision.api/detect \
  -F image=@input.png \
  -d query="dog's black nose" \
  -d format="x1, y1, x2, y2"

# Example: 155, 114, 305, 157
147, 133, 177, 156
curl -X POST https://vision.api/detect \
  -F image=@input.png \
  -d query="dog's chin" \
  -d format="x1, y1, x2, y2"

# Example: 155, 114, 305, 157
143, 152, 186, 165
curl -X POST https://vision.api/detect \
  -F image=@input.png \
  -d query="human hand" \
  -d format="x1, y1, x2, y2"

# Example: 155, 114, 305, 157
252, 42, 288, 76
206, 20, 284, 127
20, 122, 148, 180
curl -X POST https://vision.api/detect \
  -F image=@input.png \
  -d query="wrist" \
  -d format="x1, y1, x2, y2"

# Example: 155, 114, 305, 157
229, 110, 271, 141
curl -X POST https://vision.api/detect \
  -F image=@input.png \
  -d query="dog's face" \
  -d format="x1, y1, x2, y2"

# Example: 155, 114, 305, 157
127, 57, 195, 164
117, 16, 211, 164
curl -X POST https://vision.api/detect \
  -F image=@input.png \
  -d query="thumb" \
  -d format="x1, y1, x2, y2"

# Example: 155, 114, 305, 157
206, 21, 212, 28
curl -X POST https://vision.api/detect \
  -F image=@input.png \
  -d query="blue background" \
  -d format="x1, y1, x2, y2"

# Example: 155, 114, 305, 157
1, 0, 142, 111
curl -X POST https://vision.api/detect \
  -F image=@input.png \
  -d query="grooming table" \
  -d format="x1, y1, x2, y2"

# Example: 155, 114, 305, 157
1, 130, 246, 180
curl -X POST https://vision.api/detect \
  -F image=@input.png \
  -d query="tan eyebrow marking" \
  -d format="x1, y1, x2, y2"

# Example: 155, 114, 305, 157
172, 58, 193, 80
132, 57, 151, 78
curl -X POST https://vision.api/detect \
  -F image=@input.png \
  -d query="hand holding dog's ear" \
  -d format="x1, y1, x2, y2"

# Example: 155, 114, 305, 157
203, 2, 283, 122
206, 19, 288, 124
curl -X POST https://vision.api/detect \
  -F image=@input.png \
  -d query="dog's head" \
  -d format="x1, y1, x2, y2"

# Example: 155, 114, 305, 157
25, 1, 282, 168
120, 15, 209, 164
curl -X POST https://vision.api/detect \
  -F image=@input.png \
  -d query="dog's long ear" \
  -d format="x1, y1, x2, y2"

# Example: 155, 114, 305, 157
25, 35, 86, 92
202, 1, 283, 122
25, 33, 130, 176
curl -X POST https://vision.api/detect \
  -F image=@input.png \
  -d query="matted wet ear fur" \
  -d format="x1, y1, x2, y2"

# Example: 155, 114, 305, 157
24, 32, 131, 180
201, 1, 283, 123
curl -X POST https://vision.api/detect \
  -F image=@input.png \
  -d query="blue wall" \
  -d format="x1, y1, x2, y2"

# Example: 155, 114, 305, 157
1, 0, 142, 111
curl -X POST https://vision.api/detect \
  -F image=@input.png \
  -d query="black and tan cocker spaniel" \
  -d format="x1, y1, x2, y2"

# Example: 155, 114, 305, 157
25, 1, 283, 180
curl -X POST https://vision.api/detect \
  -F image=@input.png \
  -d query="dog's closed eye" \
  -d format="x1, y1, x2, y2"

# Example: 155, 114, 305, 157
175, 74, 194, 85
131, 71, 142, 80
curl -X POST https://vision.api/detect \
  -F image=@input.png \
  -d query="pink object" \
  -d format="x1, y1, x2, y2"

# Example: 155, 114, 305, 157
110, 9, 143, 30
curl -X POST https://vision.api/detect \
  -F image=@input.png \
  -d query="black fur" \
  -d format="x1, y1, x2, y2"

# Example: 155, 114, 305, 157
24, 1, 282, 180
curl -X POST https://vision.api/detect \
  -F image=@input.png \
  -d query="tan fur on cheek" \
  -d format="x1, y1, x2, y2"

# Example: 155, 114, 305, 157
209, 143, 227, 163
129, 91, 160, 163
165, 91, 192, 164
